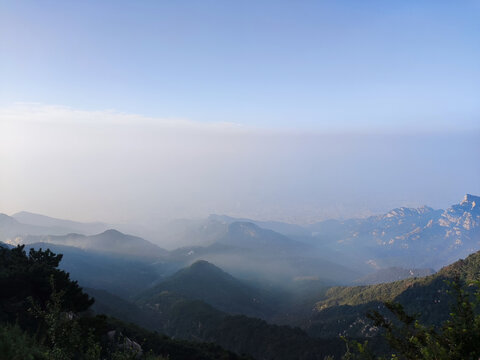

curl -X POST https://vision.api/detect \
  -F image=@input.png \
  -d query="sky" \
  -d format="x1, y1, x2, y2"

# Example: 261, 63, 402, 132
0, 1, 479, 224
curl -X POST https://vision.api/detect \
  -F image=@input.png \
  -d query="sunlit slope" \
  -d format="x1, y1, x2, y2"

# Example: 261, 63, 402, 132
307, 249, 480, 338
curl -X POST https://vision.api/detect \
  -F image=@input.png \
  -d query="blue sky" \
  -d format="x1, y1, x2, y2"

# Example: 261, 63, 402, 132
1, 0, 479, 130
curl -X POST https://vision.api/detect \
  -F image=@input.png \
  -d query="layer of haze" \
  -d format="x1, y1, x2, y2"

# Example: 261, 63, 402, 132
1, 104, 479, 224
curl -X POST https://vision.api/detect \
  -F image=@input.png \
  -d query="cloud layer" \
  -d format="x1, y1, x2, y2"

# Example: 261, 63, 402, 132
1, 104, 479, 224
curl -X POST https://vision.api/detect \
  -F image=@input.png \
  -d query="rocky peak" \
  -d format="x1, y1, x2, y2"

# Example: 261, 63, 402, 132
460, 194, 479, 211
441, 194, 480, 231
383, 206, 434, 219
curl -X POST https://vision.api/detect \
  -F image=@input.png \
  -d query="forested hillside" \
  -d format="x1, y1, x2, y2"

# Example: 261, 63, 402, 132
307, 249, 480, 339
0, 244, 249, 360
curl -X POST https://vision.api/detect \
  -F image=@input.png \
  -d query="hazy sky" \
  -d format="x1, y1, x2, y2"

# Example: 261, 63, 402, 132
1, 1, 479, 223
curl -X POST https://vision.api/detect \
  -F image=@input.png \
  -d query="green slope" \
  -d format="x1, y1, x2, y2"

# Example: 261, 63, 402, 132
306, 250, 480, 338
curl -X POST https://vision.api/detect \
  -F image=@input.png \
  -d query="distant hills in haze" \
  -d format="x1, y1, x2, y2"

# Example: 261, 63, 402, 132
168, 221, 360, 285
9, 229, 168, 259
1, 193, 479, 288
12, 211, 109, 235
200, 194, 480, 271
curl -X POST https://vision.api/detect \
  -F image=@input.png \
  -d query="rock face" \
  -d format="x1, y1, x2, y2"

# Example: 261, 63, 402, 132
370, 195, 480, 253
308, 194, 480, 270
107, 330, 143, 357
440, 194, 479, 231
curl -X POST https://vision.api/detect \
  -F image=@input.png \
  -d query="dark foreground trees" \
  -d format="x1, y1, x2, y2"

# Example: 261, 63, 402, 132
0, 245, 163, 359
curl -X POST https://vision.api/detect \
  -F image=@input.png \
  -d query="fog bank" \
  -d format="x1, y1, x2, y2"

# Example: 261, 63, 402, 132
1, 104, 478, 224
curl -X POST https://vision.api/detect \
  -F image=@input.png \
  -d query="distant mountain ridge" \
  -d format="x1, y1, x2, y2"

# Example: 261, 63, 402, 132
2, 193, 479, 286
0, 213, 69, 239
300, 194, 480, 270
169, 221, 360, 285
12, 211, 109, 235
217, 221, 309, 252
6, 229, 167, 259
208, 214, 310, 237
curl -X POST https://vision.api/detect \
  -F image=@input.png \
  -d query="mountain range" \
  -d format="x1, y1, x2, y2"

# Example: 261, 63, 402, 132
201, 194, 480, 271
307, 194, 480, 269
12, 211, 109, 235
168, 221, 359, 285
4, 228, 168, 259
1, 194, 479, 291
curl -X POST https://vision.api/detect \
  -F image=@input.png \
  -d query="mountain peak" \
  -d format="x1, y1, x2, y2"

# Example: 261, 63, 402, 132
157, 260, 238, 292
99, 229, 125, 237
461, 194, 479, 209
12, 211, 35, 216
188, 260, 225, 274
140, 259, 272, 319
